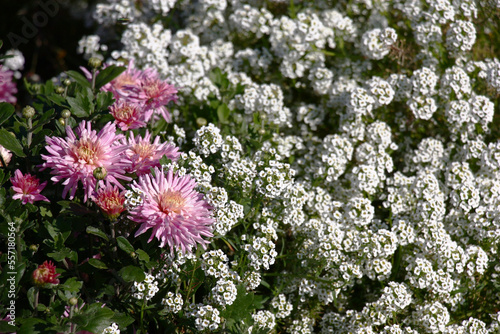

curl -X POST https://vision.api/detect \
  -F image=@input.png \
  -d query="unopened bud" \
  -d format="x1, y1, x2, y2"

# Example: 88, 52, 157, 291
55, 86, 65, 94
196, 117, 207, 127
22, 106, 35, 119
93, 167, 107, 180
63, 79, 72, 87
58, 118, 66, 126
61, 109, 71, 119
88, 57, 102, 69
29, 244, 39, 252
69, 297, 78, 306
258, 128, 266, 135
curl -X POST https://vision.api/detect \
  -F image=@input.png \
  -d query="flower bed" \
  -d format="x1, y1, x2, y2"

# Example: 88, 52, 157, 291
1, 0, 500, 333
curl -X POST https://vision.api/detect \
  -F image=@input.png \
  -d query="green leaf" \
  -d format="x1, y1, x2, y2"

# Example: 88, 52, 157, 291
27, 286, 36, 310
61, 277, 83, 293
67, 95, 90, 118
96, 91, 115, 111
66, 70, 91, 88
89, 258, 108, 269
111, 312, 135, 329
217, 104, 230, 124
221, 284, 264, 328
0, 320, 18, 333
119, 265, 145, 282
116, 236, 134, 254
32, 108, 55, 131
0, 102, 15, 126
74, 304, 115, 333
48, 247, 74, 261
86, 226, 109, 241
135, 249, 150, 262
95, 65, 126, 90
0, 128, 25, 157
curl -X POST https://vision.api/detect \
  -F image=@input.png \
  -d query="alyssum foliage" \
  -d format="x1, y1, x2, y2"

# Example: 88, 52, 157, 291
1, 0, 500, 333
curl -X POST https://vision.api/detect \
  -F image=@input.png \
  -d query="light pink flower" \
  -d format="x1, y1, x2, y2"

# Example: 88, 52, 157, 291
0, 144, 12, 167
0, 65, 17, 104
129, 167, 214, 254
41, 121, 130, 202
10, 169, 49, 205
92, 181, 126, 221
125, 70, 178, 123
109, 99, 147, 131
122, 131, 180, 176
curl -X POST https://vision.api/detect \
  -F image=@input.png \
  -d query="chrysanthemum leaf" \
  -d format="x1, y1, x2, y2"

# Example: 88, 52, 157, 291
116, 236, 134, 254
119, 265, 145, 282
95, 65, 126, 90
0, 102, 14, 126
0, 128, 25, 157
67, 70, 92, 88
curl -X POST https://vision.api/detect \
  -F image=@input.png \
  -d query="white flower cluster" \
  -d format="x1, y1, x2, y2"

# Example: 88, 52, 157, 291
161, 291, 183, 313
186, 303, 221, 331
124, 185, 145, 209
80, 0, 500, 331
131, 273, 159, 301
210, 278, 237, 308
101, 323, 120, 334
193, 123, 223, 157
250, 310, 276, 333
360, 28, 398, 60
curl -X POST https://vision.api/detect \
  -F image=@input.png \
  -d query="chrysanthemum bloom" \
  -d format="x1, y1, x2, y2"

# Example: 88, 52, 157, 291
126, 70, 178, 123
0, 65, 17, 103
41, 121, 130, 202
80, 60, 146, 99
33, 261, 60, 286
93, 182, 126, 221
109, 99, 147, 131
0, 144, 12, 167
128, 167, 214, 254
10, 169, 49, 205
122, 131, 180, 176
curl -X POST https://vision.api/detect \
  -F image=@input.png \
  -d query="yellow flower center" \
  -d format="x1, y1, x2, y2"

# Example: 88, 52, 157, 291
158, 190, 185, 215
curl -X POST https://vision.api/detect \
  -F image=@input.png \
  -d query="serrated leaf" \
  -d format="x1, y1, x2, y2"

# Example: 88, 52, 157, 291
0, 102, 15, 126
48, 247, 74, 261
32, 108, 55, 130
66, 70, 91, 88
116, 236, 134, 254
67, 95, 90, 118
96, 91, 114, 111
86, 226, 109, 241
89, 258, 108, 269
0, 128, 25, 157
119, 265, 145, 282
95, 65, 126, 90
74, 304, 115, 333
61, 277, 83, 293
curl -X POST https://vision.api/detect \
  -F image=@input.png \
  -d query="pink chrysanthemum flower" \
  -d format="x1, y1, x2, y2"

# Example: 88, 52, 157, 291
81, 60, 145, 99
41, 121, 130, 202
33, 261, 60, 286
128, 167, 214, 254
126, 70, 178, 123
122, 131, 180, 176
0, 144, 12, 167
10, 169, 49, 205
109, 99, 147, 131
93, 181, 126, 221
0, 65, 17, 104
